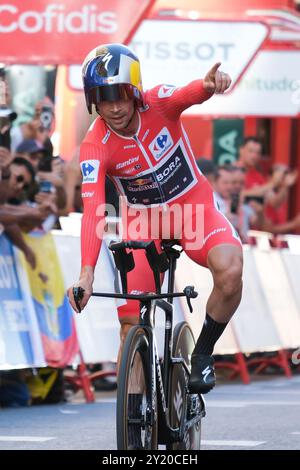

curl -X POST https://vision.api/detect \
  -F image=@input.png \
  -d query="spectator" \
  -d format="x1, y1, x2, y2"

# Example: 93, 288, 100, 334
0, 203, 51, 229
0, 76, 57, 266
0, 157, 55, 267
265, 163, 298, 225
16, 139, 66, 214
233, 174, 300, 239
0, 146, 12, 176
0, 107, 17, 151
213, 165, 264, 243
7, 156, 35, 202
0, 92, 16, 200
0, 71, 18, 152
6, 157, 56, 224
33, 97, 55, 147
236, 136, 297, 211
15, 139, 47, 171
10, 97, 55, 153
213, 165, 233, 214
64, 151, 83, 213
236, 137, 265, 188
0, 144, 13, 234
38, 156, 67, 214
263, 213, 300, 235
196, 158, 216, 186
0, 145, 13, 203
231, 167, 265, 242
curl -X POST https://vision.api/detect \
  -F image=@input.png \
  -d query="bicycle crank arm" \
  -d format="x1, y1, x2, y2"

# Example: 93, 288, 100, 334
184, 412, 204, 433
171, 357, 191, 375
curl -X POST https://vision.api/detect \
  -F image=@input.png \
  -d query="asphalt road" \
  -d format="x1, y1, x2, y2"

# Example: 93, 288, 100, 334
0, 374, 300, 450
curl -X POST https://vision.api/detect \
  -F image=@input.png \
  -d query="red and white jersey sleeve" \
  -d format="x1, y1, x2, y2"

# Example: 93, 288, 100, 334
79, 140, 107, 268
146, 79, 213, 121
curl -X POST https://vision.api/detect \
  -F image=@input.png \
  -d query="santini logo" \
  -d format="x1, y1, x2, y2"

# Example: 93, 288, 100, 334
81, 160, 100, 184
82, 191, 94, 198
116, 156, 139, 170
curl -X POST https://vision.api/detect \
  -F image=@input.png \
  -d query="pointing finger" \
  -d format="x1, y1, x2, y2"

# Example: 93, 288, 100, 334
214, 71, 223, 92
209, 62, 222, 77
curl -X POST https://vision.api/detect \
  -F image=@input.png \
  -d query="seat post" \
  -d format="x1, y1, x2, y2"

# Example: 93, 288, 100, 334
162, 245, 181, 404
166, 249, 181, 303
153, 269, 162, 294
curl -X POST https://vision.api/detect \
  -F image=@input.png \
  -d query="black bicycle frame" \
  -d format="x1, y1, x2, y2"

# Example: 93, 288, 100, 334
137, 246, 184, 444
76, 241, 199, 445
139, 296, 180, 444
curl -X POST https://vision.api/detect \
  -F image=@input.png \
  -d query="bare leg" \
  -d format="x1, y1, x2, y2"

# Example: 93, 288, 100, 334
206, 244, 243, 322
189, 244, 243, 393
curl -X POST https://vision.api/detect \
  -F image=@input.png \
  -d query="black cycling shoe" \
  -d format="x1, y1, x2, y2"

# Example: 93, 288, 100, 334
188, 354, 216, 394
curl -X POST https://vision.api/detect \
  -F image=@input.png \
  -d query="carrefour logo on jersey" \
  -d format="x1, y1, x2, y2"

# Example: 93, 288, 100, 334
80, 160, 100, 184
149, 127, 173, 161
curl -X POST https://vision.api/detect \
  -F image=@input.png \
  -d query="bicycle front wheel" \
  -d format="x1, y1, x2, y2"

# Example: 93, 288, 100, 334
167, 321, 203, 450
116, 326, 158, 450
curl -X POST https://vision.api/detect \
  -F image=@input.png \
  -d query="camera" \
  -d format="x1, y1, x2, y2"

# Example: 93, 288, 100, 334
39, 180, 54, 193
0, 126, 11, 150
230, 192, 240, 214
38, 154, 52, 172
0, 111, 17, 151
244, 195, 265, 205
40, 106, 53, 130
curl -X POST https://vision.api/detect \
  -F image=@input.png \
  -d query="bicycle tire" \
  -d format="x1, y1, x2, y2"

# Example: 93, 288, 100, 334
116, 325, 158, 450
167, 321, 202, 450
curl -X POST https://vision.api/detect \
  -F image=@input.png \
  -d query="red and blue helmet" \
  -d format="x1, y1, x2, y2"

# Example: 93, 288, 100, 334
82, 43, 143, 114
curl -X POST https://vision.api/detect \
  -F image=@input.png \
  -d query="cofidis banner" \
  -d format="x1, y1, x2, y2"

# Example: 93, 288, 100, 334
0, 0, 155, 64
19, 232, 79, 367
0, 234, 45, 369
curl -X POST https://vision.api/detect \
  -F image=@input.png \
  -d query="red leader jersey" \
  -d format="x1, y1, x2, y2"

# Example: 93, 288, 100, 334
80, 80, 213, 267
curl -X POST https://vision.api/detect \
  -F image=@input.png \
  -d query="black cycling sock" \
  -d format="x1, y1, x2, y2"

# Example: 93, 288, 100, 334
193, 313, 228, 356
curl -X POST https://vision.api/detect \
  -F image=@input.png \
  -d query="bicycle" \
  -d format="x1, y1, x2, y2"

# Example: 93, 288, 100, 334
73, 240, 206, 450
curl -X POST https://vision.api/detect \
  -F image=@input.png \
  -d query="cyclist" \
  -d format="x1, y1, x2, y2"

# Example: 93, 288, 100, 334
67, 44, 243, 394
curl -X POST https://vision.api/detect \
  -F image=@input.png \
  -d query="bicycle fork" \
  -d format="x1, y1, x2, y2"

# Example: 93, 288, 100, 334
139, 298, 182, 445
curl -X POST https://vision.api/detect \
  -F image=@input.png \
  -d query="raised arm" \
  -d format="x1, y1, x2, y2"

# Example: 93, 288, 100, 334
148, 62, 231, 120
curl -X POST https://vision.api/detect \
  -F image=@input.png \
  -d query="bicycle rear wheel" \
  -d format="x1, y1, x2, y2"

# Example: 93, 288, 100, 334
167, 321, 203, 450
116, 325, 158, 450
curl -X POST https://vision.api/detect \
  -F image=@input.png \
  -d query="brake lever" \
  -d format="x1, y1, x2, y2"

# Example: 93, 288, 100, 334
73, 287, 85, 313
183, 286, 198, 313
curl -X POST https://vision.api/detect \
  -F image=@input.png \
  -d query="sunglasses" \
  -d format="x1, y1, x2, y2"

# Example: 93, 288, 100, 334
1, 168, 11, 180
15, 174, 30, 190
29, 152, 43, 161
